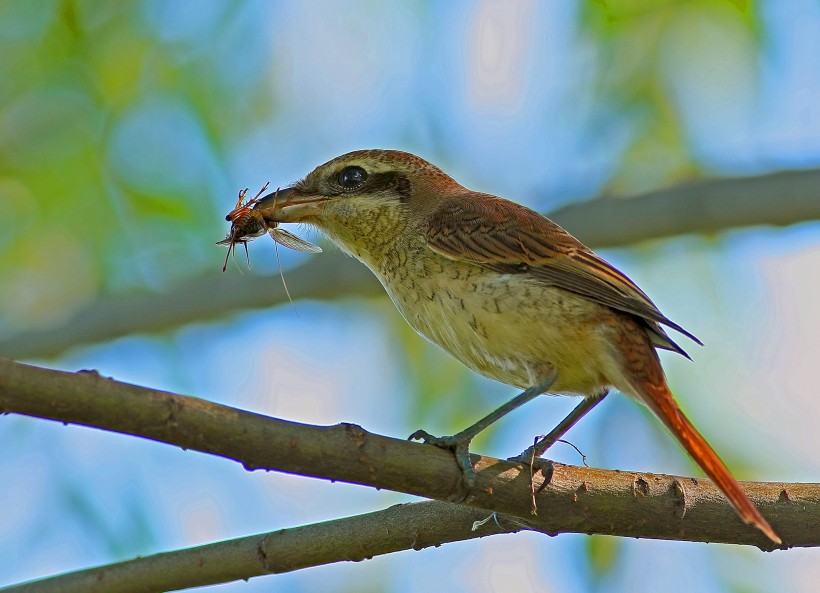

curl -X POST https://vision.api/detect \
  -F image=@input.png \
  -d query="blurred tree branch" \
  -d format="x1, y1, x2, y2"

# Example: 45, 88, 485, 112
2, 167, 819, 360
2, 358, 818, 592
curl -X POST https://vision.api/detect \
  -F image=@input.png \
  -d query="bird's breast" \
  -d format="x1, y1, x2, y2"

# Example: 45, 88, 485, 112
372, 251, 624, 396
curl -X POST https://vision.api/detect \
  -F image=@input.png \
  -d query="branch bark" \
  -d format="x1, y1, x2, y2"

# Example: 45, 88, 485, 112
3, 501, 518, 593
2, 167, 818, 360
2, 356, 818, 590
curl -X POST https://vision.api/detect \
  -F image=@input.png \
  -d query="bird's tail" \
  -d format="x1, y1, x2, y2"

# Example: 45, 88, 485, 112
636, 379, 780, 544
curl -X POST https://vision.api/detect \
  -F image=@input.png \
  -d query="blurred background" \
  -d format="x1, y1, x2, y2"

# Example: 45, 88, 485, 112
1, 0, 819, 591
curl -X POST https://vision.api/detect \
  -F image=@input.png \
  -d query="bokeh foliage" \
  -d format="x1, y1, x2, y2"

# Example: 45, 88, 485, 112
0, 0, 276, 333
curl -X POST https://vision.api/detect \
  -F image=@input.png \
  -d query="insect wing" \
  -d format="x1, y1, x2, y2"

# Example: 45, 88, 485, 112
269, 229, 322, 254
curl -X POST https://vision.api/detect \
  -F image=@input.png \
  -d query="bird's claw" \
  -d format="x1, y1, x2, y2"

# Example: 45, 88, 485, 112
408, 429, 476, 494
408, 429, 456, 448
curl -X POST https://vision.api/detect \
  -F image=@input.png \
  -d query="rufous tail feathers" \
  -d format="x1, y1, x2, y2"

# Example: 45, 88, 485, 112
638, 380, 780, 544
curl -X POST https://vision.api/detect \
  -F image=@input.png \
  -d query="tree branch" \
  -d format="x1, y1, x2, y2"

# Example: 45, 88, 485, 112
1, 357, 817, 558
3, 501, 518, 593
0, 252, 381, 360
2, 167, 818, 360
549, 167, 820, 248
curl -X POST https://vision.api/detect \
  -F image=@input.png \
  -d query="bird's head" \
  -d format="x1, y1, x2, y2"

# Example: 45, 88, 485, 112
252, 149, 463, 259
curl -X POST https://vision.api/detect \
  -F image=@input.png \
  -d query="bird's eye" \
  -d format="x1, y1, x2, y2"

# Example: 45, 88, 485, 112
337, 166, 367, 189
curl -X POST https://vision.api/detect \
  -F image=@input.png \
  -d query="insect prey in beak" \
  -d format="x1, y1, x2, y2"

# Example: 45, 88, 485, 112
217, 183, 321, 272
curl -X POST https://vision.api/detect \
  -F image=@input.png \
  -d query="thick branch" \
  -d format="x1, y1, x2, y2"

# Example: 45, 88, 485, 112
2, 167, 818, 359
1, 358, 816, 553
3, 501, 515, 593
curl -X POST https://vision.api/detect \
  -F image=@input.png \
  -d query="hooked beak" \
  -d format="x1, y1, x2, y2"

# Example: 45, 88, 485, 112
253, 186, 328, 224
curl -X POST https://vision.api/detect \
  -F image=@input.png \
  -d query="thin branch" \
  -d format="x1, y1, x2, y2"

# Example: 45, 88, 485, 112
1, 357, 817, 555
2, 501, 518, 593
2, 167, 818, 359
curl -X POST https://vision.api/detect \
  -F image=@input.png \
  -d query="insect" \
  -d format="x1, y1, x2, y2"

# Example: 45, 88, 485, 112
218, 182, 322, 272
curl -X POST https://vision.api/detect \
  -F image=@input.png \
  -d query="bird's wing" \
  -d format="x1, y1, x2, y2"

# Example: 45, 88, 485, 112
424, 194, 701, 357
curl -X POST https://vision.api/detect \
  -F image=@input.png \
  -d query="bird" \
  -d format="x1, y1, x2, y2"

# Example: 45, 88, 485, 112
248, 148, 780, 544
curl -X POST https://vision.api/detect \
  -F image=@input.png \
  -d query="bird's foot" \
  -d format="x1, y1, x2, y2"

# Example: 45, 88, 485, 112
408, 429, 476, 494
509, 434, 558, 464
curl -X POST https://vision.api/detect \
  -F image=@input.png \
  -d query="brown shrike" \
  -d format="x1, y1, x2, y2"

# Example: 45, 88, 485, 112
243, 149, 779, 544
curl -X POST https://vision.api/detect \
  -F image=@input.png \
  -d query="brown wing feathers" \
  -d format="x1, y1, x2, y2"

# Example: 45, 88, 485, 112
425, 195, 701, 357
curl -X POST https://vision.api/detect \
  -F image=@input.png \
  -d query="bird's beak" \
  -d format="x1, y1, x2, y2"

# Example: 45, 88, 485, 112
252, 186, 328, 224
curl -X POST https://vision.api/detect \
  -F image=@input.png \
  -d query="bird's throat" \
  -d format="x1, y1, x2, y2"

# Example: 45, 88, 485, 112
313, 200, 422, 272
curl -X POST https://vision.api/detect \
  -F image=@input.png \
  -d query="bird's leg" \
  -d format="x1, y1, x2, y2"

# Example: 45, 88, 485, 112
409, 369, 558, 490
511, 390, 608, 462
